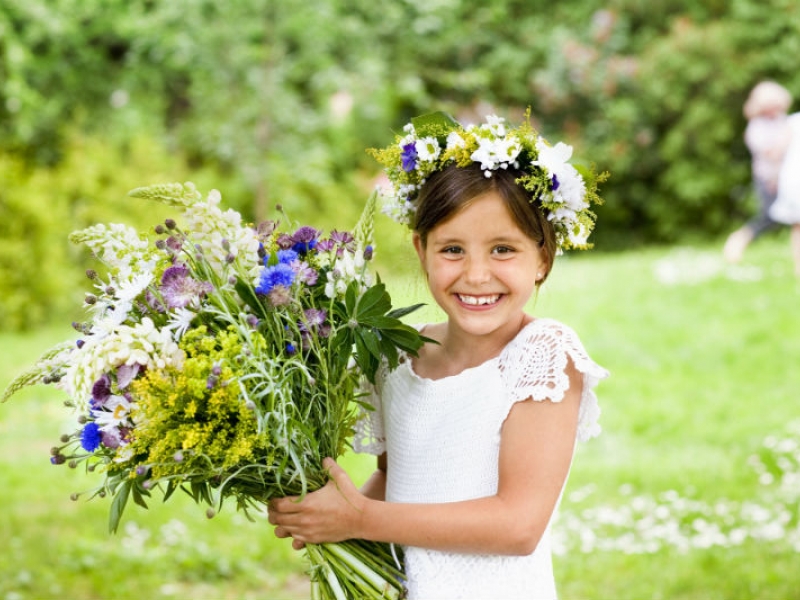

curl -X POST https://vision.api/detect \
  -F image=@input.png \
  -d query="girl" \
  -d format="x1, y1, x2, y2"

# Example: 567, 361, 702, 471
268, 112, 609, 599
723, 81, 793, 264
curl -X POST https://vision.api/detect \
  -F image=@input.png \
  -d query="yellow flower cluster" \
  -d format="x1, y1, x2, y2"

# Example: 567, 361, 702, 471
120, 326, 269, 481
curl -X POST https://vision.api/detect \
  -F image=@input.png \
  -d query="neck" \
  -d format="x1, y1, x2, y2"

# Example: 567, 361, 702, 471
440, 314, 531, 369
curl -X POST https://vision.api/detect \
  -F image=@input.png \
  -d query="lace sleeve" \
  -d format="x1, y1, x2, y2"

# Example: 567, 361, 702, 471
352, 375, 386, 455
499, 319, 609, 442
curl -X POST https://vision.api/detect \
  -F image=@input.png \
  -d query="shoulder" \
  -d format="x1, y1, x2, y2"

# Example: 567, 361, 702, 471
499, 318, 608, 402
500, 318, 608, 442
503, 318, 595, 366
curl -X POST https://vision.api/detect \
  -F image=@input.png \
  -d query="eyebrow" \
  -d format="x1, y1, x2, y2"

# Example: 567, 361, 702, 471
431, 234, 527, 246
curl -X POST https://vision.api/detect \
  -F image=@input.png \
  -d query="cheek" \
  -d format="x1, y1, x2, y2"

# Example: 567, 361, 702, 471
425, 258, 460, 287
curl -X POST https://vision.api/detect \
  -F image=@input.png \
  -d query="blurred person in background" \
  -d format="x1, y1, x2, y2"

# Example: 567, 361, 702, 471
723, 81, 793, 264
767, 106, 800, 275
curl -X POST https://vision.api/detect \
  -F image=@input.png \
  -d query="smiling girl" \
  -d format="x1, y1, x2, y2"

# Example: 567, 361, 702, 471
268, 112, 609, 599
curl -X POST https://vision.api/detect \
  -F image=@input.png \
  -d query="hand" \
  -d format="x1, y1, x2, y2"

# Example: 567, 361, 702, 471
267, 457, 366, 550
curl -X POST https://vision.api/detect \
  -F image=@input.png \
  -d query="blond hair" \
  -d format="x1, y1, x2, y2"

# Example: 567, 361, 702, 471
744, 81, 793, 119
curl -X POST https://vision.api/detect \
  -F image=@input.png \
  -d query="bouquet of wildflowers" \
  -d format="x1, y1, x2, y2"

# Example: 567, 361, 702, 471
2, 182, 425, 599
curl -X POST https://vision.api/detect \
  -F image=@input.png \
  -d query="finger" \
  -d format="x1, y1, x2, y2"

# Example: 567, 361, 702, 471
273, 526, 291, 539
323, 458, 348, 483
292, 538, 306, 550
269, 496, 302, 513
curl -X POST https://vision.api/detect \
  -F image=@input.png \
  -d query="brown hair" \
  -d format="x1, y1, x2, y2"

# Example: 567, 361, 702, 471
413, 162, 557, 282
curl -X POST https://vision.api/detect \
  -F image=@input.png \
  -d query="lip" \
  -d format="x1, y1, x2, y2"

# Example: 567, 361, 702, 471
455, 293, 503, 308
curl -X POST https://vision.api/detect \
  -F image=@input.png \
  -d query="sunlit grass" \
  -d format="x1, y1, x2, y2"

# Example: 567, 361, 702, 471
2, 232, 799, 599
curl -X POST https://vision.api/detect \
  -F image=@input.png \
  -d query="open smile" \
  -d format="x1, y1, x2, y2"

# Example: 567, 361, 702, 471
456, 293, 502, 306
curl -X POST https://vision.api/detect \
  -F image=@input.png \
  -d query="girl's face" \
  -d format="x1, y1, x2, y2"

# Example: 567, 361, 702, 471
413, 191, 547, 340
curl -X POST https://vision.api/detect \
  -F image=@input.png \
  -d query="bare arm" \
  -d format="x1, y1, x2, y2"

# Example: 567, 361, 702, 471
359, 453, 387, 501
269, 362, 582, 556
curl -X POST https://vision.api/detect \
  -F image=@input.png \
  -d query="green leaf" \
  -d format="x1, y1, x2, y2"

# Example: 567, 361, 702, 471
132, 482, 152, 510
381, 327, 429, 355
355, 315, 401, 329
235, 278, 269, 320
354, 283, 391, 321
344, 280, 358, 314
386, 303, 427, 320
109, 480, 132, 534
411, 111, 460, 142
355, 329, 383, 361
163, 480, 178, 502
377, 339, 399, 373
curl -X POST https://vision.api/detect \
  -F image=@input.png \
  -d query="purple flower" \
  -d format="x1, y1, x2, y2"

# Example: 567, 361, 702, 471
303, 308, 327, 328
315, 239, 335, 252
291, 226, 319, 255
101, 429, 122, 449
291, 260, 319, 285
116, 364, 141, 390
166, 236, 183, 252
80, 422, 102, 452
267, 285, 293, 307
91, 375, 112, 407
276, 233, 295, 249
363, 245, 374, 261
551, 173, 560, 191
256, 220, 277, 241
330, 230, 354, 245
256, 263, 295, 295
160, 264, 214, 309
401, 142, 418, 172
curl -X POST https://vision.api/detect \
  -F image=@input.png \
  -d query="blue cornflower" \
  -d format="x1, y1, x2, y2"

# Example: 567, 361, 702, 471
286, 342, 297, 355
80, 422, 102, 452
256, 263, 295, 295
401, 142, 418, 172
277, 249, 299, 264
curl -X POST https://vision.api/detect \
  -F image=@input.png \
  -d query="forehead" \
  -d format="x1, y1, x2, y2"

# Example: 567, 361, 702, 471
430, 191, 525, 239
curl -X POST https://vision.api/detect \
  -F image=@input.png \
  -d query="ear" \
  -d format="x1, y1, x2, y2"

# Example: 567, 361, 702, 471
412, 233, 427, 271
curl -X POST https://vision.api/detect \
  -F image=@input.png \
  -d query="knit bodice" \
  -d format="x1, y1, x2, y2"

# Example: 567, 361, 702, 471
353, 318, 608, 599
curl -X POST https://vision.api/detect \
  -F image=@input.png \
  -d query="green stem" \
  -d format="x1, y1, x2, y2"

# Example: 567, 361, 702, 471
322, 542, 399, 598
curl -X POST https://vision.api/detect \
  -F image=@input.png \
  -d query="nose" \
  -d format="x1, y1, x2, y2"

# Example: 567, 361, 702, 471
463, 255, 491, 286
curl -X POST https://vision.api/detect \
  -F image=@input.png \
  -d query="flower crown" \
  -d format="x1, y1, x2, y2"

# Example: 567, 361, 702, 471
369, 111, 605, 251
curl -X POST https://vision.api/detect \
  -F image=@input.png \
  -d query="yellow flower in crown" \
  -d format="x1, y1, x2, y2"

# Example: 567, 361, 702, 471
369, 110, 606, 251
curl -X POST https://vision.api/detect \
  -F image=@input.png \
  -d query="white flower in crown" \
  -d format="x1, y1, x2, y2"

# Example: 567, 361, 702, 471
534, 139, 588, 211
470, 134, 522, 172
446, 131, 467, 149
415, 136, 441, 163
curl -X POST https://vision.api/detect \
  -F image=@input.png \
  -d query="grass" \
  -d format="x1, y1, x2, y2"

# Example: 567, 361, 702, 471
2, 232, 800, 599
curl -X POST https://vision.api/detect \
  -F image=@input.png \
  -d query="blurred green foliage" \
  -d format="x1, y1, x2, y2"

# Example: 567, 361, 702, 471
1, 0, 799, 329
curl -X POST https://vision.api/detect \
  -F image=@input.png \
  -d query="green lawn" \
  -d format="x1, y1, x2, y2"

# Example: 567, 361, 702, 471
2, 233, 799, 600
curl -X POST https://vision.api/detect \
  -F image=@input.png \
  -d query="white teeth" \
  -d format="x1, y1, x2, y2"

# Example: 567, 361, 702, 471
458, 294, 500, 306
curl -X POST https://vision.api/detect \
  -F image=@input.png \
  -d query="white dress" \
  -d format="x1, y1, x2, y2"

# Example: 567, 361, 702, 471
354, 318, 609, 600
770, 112, 800, 225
